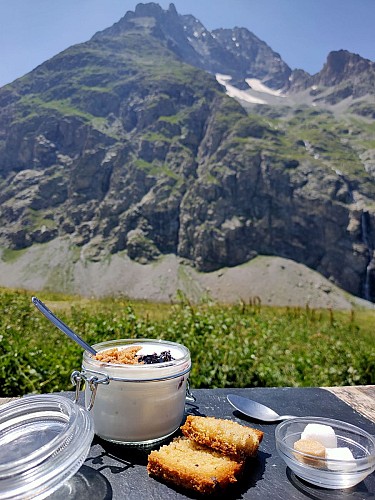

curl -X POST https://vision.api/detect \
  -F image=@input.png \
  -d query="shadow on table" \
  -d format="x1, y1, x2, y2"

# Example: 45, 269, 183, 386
87, 437, 156, 468
88, 430, 190, 468
287, 468, 374, 499
229, 450, 271, 499
185, 401, 207, 417
230, 409, 276, 425
48, 465, 112, 499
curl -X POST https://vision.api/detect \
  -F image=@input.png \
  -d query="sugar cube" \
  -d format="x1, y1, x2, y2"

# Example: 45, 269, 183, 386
301, 423, 337, 448
326, 447, 355, 471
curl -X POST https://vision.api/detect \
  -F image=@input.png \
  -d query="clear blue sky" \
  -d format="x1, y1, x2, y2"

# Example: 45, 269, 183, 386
1, 0, 374, 88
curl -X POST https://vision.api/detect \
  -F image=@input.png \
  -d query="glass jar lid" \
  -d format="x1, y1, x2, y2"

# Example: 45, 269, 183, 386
0, 394, 94, 500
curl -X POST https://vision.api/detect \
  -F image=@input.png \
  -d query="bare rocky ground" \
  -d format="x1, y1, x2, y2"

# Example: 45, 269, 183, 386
0, 238, 372, 309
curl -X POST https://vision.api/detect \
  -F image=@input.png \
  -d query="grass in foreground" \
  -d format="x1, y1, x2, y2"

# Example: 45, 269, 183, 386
0, 289, 374, 396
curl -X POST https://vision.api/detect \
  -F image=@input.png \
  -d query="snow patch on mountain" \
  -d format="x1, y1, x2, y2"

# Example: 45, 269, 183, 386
216, 74, 267, 104
246, 78, 285, 97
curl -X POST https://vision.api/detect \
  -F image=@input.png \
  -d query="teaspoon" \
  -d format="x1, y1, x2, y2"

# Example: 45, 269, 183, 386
32, 296, 97, 356
227, 394, 296, 422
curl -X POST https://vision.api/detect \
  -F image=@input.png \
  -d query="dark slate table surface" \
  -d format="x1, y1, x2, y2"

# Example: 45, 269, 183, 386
49, 387, 375, 499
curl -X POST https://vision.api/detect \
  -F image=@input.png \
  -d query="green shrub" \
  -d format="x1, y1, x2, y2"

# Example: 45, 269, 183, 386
0, 290, 373, 396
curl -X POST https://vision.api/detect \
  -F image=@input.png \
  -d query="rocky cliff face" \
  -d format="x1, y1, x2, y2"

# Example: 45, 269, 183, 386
0, 2, 375, 302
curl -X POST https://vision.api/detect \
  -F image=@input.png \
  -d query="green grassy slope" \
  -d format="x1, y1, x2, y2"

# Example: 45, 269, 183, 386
1, 289, 373, 397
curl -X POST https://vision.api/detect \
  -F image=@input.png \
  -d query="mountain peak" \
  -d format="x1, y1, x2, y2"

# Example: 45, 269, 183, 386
318, 49, 373, 86
100, 2, 291, 90
289, 49, 375, 101
168, 3, 178, 15
132, 2, 178, 20
211, 27, 291, 89
134, 2, 164, 17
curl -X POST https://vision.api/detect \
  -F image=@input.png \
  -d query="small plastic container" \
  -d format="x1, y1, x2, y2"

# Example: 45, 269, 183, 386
72, 338, 192, 445
0, 394, 94, 500
275, 416, 375, 489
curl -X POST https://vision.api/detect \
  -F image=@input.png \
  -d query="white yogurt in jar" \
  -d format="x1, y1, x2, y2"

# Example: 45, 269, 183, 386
81, 339, 191, 445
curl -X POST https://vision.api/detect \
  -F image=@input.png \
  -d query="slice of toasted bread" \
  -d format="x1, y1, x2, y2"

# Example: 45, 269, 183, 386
181, 415, 263, 460
147, 437, 244, 495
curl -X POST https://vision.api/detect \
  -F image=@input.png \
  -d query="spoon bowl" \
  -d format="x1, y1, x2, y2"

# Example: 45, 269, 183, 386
32, 296, 97, 356
227, 394, 296, 422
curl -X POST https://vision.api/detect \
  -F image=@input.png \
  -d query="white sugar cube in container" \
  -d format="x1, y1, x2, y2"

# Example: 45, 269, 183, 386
326, 447, 356, 471
301, 423, 337, 448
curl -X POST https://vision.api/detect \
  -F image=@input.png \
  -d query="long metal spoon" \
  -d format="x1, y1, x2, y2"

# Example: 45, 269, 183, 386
227, 394, 296, 422
32, 296, 97, 356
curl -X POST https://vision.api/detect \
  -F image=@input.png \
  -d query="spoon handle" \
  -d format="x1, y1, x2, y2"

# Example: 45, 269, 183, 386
32, 296, 97, 356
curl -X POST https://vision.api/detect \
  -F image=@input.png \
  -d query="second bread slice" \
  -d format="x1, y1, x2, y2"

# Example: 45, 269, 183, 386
181, 415, 263, 460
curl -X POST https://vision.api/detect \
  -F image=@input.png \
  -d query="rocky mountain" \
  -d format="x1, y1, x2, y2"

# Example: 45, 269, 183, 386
99, 3, 291, 91
0, 2, 375, 304
289, 49, 375, 105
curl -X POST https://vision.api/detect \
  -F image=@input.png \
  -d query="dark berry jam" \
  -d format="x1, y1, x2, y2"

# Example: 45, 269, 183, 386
137, 350, 175, 364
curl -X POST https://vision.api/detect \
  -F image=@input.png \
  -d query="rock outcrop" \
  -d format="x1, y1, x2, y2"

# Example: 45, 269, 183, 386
289, 50, 375, 103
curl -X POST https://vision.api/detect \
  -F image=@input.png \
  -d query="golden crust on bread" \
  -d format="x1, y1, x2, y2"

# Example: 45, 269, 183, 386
181, 415, 263, 460
147, 437, 244, 495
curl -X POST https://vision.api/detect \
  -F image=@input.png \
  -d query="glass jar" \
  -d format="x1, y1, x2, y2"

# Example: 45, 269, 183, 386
0, 394, 94, 500
73, 338, 191, 445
